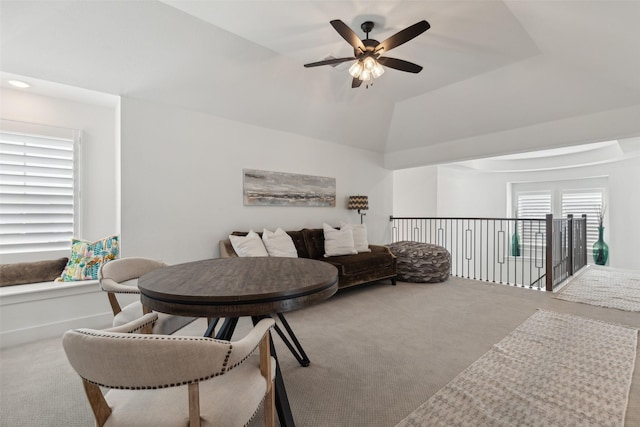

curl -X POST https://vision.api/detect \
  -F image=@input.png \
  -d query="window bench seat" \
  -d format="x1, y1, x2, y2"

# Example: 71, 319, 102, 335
0, 279, 119, 349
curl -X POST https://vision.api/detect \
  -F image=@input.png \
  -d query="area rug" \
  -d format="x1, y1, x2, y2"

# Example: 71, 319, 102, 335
555, 266, 640, 312
395, 310, 638, 427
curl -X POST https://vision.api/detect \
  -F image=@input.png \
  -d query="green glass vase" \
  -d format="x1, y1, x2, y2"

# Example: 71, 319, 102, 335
511, 228, 521, 257
593, 226, 609, 265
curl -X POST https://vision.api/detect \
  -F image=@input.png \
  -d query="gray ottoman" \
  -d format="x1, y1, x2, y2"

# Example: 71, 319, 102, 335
388, 241, 450, 283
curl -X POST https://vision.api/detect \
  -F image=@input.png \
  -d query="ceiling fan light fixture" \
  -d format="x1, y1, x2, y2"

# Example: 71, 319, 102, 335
349, 61, 363, 78
359, 69, 372, 82
363, 56, 376, 71
372, 62, 385, 79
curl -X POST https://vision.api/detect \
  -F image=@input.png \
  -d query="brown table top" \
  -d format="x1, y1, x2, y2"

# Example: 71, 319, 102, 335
138, 257, 339, 318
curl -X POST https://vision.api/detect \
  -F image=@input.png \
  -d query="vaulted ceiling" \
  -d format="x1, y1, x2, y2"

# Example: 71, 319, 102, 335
2, 1, 639, 169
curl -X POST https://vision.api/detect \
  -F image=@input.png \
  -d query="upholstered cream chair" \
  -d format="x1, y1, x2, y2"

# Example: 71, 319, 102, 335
99, 257, 195, 334
63, 313, 276, 427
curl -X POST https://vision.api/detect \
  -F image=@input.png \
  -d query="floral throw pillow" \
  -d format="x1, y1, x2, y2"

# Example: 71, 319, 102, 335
58, 236, 120, 281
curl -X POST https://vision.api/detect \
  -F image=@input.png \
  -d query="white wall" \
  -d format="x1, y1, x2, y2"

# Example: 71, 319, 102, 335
436, 167, 509, 218
120, 97, 393, 264
392, 166, 437, 217
394, 156, 640, 269
607, 157, 640, 268
0, 87, 118, 263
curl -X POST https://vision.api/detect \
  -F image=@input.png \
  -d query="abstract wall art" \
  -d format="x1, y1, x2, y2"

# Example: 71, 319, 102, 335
243, 169, 336, 207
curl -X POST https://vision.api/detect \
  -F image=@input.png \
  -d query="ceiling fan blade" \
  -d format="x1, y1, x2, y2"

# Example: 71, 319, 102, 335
330, 20, 366, 53
377, 57, 423, 73
352, 77, 363, 88
376, 20, 430, 54
304, 57, 356, 68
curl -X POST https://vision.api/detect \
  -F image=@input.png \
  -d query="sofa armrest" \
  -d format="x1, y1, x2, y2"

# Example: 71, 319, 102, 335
219, 239, 239, 258
369, 245, 397, 258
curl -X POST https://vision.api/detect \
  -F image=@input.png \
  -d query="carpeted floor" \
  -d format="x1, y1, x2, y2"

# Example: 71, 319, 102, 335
555, 266, 640, 312
2, 275, 640, 427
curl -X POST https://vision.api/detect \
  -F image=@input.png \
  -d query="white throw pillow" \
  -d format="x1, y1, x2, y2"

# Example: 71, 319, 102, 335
340, 222, 371, 253
323, 223, 357, 257
229, 230, 268, 257
262, 228, 298, 258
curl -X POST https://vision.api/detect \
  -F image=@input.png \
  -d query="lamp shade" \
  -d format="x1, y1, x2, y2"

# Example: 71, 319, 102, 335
348, 195, 368, 211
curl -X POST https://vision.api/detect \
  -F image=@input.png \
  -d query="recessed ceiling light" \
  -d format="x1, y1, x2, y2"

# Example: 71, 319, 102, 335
8, 80, 31, 88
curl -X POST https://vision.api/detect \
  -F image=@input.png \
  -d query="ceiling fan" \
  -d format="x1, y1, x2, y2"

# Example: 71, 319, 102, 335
304, 19, 430, 88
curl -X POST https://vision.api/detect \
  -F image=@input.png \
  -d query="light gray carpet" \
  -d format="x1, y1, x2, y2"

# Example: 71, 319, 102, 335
396, 310, 638, 427
2, 276, 640, 427
555, 266, 640, 312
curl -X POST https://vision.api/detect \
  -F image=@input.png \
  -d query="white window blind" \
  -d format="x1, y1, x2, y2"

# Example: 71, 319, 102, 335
516, 192, 552, 219
561, 191, 604, 247
0, 126, 79, 255
515, 192, 551, 244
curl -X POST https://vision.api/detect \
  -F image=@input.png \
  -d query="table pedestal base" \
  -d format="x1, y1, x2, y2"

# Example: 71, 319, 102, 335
206, 314, 311, 367
273, 313, 310, 367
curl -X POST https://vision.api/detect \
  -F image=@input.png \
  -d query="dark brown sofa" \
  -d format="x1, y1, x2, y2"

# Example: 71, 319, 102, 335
219, 228, 397, 289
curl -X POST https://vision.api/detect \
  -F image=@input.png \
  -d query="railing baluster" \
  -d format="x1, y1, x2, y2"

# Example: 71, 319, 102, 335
455, 220, 459, 278
497, 229, 505, 265
506, 220, 511, 284
545, 214, 553, 291
492, 220, 496, 283
478, 220, 483, 281
486, 220, 490, 283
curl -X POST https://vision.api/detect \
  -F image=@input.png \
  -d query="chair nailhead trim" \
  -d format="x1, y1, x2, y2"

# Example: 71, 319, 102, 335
76, 325, 274, 390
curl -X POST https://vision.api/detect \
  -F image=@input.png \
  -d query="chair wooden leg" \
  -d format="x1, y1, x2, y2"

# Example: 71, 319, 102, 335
260, 332, 275, 427
82, 379, 111, 427
141, 305, 153, 333
264, 383, 275, 427
106, 292, 122, 315
188, 383, 201, 427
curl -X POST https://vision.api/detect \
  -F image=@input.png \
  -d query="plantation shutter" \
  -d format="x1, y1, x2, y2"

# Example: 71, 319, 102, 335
516, 192, 552, 219
561, 191, 604, 247
0, 125, 79, 255
516, 192, 551, 241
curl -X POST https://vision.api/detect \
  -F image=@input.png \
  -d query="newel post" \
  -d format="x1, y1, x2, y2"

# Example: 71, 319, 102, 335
582, 214, 588, 268
567, 214, 574, 277
545, 214, 553, 292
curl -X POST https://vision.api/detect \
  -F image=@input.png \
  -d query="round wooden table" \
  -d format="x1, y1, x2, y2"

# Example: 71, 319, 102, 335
138, 257, 339, 427
139, 257, 338, 317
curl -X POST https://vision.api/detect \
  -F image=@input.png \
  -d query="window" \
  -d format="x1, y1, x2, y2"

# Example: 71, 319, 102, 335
561, 191, 605, 248
511, 178, 608, 254
515, 191, 551, 243
516, 192, 552, 219
0, 120, 81, 258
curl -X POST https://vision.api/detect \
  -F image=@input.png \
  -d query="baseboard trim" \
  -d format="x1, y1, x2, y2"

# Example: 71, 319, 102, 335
0, 311, 113, 349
